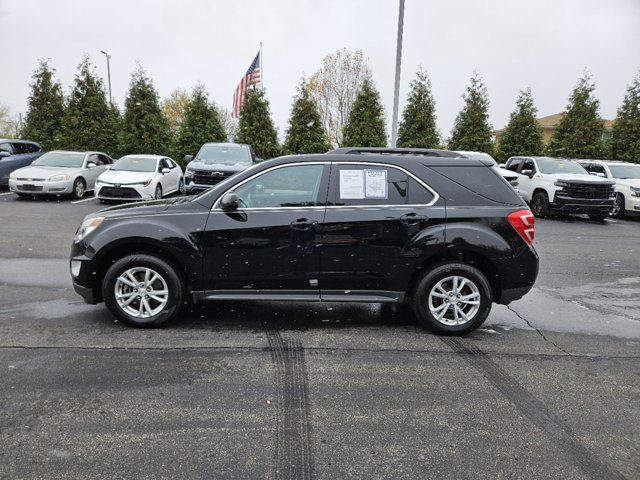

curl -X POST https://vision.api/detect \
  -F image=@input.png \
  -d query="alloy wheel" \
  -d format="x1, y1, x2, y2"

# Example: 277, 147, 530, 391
612, 194, 623, 218
114, 267, 169, 319
428, 275, 481, 326
74, 180, 85, 198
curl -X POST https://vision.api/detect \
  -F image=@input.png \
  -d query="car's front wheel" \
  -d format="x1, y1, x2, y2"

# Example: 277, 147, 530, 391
102, 254, 183, 327
412, 262, 492, 335
612, 193, 625, 219
72, 178, 86, 199
154, 183, 163, 200
530, 191, 550, 218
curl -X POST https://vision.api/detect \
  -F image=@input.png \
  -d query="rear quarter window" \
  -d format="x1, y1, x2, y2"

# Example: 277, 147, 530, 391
429, 165, 522, 205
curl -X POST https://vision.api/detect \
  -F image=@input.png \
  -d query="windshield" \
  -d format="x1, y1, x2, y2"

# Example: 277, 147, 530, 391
608, 164, 640, 179
112, 157, 157, 172
195, 145, 252, 165
32, 152, 85, 168
536, 158, 587, 175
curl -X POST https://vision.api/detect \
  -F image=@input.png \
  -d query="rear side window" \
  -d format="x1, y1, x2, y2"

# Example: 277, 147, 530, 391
430, 165, 522, 205
332, 164, 435, 206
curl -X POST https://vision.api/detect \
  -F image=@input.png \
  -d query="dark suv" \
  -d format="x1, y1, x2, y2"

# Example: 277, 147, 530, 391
0, 139, 43, 186
70, 148, 538, 334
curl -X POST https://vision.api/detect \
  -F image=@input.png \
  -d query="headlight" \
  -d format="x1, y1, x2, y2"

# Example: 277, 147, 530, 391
95, 179, 103, 185
9, 171, 17, 179
74, 217, 105, 243
631, 186, 640, 198
554, 180, 569, 187
49, 174, 70, 182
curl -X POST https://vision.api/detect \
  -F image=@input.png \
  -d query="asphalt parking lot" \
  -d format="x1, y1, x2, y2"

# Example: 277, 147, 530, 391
0, 190, 639, 480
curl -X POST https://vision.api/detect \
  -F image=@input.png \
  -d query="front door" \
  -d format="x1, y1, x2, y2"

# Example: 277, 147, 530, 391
202, 163, 330, 299
319, 162, 445, 301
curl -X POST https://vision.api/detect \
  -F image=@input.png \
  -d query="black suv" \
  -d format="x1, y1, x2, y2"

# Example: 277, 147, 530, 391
70, 148, 538, 334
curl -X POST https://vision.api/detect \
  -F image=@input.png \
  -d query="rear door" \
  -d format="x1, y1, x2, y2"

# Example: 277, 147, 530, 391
319, 162, 445, 300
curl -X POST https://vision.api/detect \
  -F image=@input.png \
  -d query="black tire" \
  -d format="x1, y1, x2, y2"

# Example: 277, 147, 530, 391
102, 254, 183, 327
411, 262, 492, 335
178, 178, 185, 196
72, 177, 86, 199
612, 193, 625, 219
530, 191, 550, 218
154, 183, 163, 200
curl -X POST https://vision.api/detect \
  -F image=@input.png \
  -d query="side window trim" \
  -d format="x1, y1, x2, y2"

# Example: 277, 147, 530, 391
211, 161, 439, 210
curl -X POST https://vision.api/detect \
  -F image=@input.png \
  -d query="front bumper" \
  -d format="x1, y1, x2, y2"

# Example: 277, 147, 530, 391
550, 195, 614, 214
95, 183, 155, 201
184, 180, 211, 193
9, 178, 73, 195
70, 244, 101, 304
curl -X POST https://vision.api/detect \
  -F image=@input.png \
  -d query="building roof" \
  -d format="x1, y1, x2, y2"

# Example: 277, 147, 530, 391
494, 112, 614, 134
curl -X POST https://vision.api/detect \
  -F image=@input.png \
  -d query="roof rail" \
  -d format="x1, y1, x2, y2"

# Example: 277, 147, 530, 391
329, 147, 464, 158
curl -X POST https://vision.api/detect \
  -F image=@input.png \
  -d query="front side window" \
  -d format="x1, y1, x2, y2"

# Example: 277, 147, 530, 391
505, 158, 522, 172
233, 164, 325, 208
13, 142, 40, 154
521, 159, 536, 172
333, 164, 434, 206
32, 152, 85, 168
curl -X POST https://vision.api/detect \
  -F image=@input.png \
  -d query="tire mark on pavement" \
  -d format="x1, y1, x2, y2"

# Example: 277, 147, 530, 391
267, 331, 314, 480
441, 337, 628, 480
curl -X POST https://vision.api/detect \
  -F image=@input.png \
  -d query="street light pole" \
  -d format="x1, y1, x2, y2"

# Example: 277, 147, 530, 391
100, 50, 112, 106
390, 0, 405, 148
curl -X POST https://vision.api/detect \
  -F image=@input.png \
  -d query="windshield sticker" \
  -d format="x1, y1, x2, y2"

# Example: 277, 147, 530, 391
364, 169, 387, 199
339, 170, 365, 199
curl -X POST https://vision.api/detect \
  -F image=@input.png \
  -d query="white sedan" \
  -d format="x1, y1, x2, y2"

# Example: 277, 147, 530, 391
95, 155, 184, 202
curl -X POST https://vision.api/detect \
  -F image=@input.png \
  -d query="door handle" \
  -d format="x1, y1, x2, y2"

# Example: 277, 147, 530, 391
290, 218, 318, 231
400, 213, 428, 224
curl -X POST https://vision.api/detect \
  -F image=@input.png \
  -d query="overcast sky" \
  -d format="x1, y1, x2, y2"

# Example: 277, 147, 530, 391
1, 0, 639, 143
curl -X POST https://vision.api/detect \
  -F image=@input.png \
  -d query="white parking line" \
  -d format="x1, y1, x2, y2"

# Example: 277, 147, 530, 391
0, 191, 15, 196
71, 197, 97, 204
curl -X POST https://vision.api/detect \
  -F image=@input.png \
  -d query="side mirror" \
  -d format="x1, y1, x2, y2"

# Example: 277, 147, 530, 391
105, 165, 112, 170
0, 151, 10, 158
498, 163, 506, 168
87, 162, 97, 168
161, 167, 171, 174
220, 192, 239, 211
184, 155, 194, 163
590, 172, 606, 178
521, 169, 534, 178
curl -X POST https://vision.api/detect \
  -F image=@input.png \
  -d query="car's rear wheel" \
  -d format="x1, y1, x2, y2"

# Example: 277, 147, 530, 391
530, 191, 550, 218
154, 183, 163, 200
102, 254, 183, 327
612, 193, 625, 219
72, 178, 86, 199
412, 262, 492, 335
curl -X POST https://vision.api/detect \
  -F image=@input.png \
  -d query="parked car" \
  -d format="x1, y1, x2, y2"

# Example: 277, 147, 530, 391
70, 147, 538, 335
504, 156, 615, 220
578, 159, 640, 218
95, 155, 184, 202
455, 150, 520, 190
0, 139, 43, 186
183, 142, 257, 194
9, 150, 112, 199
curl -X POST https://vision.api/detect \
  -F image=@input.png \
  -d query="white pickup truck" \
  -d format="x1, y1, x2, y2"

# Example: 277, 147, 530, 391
578, 160, 640, 219
503, 156, 615, 220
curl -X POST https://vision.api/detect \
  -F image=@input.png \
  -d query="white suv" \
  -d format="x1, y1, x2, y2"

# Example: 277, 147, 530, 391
504, 156, 615, 220
578, 160, 640, 219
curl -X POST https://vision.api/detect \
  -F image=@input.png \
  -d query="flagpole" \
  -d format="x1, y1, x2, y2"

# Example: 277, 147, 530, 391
259, 42, 263, 89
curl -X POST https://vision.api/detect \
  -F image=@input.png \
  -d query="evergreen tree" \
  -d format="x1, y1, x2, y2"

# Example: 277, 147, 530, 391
397, 69, 439, 148
547, 72, 604, 158
21, 59, 65, 150
342, 78, 387, 147
283, 79, 331, 154
448, 72, 494, 154
234, 87, 280, 159
173, 84, 226, 166
496, 88, 544, 162
119, 65, 172, 156
610, 71, 640, 163
59, 56, 117, 155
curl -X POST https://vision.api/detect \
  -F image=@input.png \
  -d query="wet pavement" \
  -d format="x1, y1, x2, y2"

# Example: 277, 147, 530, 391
0, 191, 639, 479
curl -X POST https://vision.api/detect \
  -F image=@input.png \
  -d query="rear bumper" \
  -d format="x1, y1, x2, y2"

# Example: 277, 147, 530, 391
550, 195, 614, 214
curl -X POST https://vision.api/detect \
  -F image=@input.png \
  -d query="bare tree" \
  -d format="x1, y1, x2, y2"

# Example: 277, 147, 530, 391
307, 49, 371, 147
0, 104, 19, 138
216, 105, 238, 142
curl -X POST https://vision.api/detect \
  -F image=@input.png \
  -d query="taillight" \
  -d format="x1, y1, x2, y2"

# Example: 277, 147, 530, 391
507, 209, 535, 245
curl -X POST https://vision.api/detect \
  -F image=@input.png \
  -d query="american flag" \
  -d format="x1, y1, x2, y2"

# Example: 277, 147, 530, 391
232, 51, 262, 118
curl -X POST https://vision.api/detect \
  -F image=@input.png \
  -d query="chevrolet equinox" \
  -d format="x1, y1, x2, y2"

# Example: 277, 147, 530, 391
70, 148, 539, 334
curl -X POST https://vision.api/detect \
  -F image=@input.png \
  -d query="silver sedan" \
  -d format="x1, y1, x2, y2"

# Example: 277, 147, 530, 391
9, 151, 113, 199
